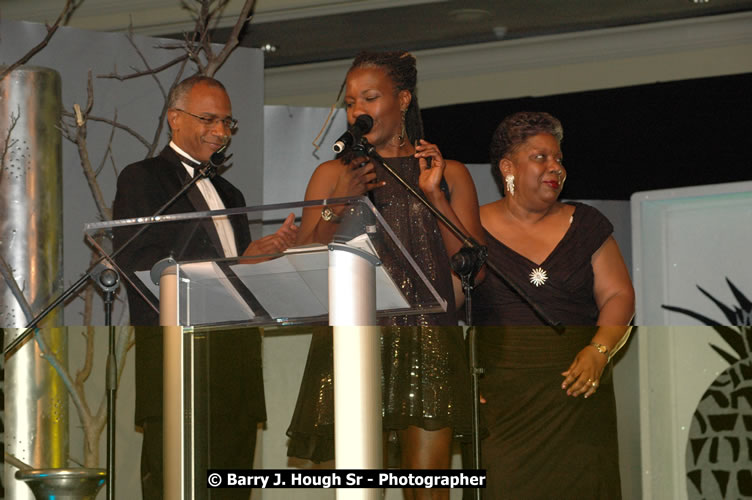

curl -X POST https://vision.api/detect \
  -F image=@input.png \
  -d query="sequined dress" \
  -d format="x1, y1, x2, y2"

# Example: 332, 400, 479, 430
471, 202, 622, 499
286, 156, 474, 463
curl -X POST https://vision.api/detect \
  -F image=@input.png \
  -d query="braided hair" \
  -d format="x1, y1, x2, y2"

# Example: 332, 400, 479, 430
346, 50, 424, 145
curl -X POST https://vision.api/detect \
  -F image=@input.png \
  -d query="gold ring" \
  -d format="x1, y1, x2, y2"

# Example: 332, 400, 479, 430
591, 380, 598, 388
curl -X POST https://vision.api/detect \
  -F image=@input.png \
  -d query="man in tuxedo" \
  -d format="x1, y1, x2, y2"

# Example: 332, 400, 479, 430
112, 75, 297, 499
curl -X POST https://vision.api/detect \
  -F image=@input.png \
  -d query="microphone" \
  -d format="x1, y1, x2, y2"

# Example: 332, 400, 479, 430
332, 115, 373, 153
209, 140, 230, 167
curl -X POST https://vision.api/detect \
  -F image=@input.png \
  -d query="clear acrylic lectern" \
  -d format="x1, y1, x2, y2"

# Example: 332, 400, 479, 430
85, 196, 448, 500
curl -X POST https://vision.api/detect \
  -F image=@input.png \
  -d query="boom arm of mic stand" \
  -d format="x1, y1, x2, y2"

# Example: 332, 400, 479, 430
358, 141, 482, 251
3, 163, 219, 357
356, 140, 561, 331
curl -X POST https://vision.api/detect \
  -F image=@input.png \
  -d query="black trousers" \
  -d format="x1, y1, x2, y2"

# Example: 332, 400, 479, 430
141, 417, 258, 500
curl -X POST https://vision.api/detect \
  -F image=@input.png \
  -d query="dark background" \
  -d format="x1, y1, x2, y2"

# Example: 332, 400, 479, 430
422, 72, 752, 200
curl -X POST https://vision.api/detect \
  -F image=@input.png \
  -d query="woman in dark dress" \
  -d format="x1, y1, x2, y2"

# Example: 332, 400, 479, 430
286, 51, 485, 499
472, 112, 635, 499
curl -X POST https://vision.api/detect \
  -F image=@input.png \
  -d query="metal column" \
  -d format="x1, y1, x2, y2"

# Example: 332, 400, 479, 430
1, 66, 66, 500
329, 245, 382, 500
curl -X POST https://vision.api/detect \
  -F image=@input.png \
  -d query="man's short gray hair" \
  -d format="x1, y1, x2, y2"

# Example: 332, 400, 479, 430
167, 75, 228, 110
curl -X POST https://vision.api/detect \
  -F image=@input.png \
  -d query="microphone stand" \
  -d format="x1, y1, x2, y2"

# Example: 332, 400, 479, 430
92, 264, 119, 500
355, 139, 560, 499
3, 160, 222, 356
450, 251, 485, 500
354, 139, 560, 328
3, 156, 224, 500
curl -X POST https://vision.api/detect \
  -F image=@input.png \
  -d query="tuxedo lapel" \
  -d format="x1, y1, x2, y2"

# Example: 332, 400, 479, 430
159, 147, 227, 259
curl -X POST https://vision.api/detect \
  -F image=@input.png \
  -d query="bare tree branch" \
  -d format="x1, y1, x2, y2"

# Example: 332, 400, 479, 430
82, 71, 95, 116
73, 113, 152, 150
66, 103, 158, 174
117, 327, 136, 376
209, 0, 233, 32
34, 331, 86, 413
2, 0, 259, 470
32, 326, 134, 467
205, 0, 257, 76
81, 235, 105, 326
0, 107, 20, 186
80, 277, 96, 324
4, 452, 32, 471
180, 0, 200, 17
62, 72, 113, 221
109, 152, 119, 178
0, 0, 81, 82
147, 56, 189, 157
115, 25, 188, 158
0, 254, 33, 324
154, 41, 194, 51
200, 1, 215, 61
181, 32, 206, 74
97, 53, 189, 82
126, 27, 169, 99
95, 112, 119, 176
74, 327, 96, 387
34, 329, 95, 464
57, 118, 75, 142
63, 0, 86, 24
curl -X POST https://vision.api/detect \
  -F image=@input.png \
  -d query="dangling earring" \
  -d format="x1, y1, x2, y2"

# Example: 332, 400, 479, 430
505, 175, 515, 196
391, 109, 407, 147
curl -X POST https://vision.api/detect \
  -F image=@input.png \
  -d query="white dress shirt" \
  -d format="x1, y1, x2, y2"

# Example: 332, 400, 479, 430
170, 141, 238, 258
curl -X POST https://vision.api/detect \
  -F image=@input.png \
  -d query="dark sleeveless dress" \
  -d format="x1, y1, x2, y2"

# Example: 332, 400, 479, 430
286, 156, 474, 463
471, 202, 622, 500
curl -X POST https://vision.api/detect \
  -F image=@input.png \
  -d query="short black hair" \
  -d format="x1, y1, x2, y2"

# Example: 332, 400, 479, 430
489, 111, 563, 193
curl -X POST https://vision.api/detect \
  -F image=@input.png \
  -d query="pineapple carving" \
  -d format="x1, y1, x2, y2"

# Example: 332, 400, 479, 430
662, 278, 752, 499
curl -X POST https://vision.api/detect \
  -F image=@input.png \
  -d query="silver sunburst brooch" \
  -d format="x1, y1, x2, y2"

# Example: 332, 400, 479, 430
529, 267, 548, 287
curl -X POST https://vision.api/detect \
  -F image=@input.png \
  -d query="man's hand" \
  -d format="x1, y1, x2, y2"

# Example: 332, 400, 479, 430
242, 213, 299, 258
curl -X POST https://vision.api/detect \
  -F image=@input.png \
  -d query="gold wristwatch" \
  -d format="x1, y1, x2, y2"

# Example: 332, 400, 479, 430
589, 342, 609, 357
321, 206, 341, 223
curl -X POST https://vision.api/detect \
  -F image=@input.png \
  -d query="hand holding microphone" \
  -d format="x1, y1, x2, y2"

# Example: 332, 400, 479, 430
332, 115, 373, 153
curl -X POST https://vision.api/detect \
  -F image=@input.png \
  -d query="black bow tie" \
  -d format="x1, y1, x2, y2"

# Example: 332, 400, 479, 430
178, 154, 202, 168
176, 154, 205, 179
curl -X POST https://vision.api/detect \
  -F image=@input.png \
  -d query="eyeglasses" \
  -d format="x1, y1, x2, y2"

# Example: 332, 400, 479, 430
174, 108, 238, 131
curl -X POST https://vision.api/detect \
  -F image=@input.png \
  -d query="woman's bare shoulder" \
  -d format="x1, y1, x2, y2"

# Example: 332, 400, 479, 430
479, 199, 505, 226
313, 158, 345, 175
